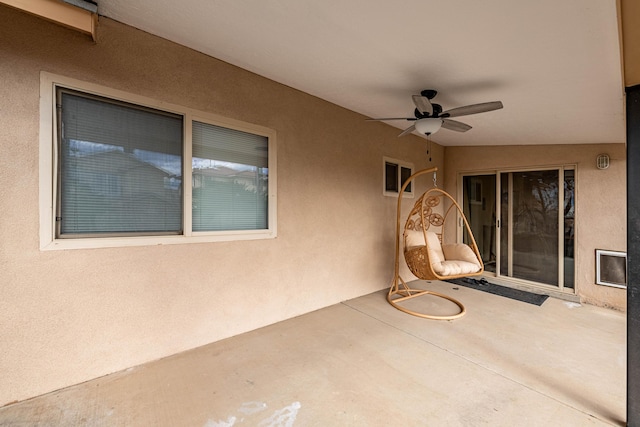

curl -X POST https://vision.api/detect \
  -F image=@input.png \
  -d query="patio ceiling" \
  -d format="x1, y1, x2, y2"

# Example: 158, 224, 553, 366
97, 0, 625, 147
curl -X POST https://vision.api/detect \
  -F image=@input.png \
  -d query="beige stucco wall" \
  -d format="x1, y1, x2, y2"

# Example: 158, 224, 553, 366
444, 144, 627, 310
0, 8, 442, 405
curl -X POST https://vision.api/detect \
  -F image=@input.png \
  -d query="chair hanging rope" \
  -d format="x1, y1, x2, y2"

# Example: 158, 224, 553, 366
388, 167, 484, 320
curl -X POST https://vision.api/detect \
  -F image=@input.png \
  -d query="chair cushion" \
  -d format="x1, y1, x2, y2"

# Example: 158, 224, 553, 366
432, 260, 482, 276
442, 243, 481, 266
426, 232, 446, 266
405, 230, 446, 268
433, 243, 482, 276
404, 229, 425, 249
405, 230, 482, 277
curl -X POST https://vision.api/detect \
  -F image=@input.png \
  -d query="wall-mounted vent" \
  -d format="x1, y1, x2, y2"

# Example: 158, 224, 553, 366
596, 249, 627, 288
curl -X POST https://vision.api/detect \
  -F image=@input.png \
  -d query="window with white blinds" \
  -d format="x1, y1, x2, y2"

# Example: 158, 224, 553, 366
58, 90, 183, 237
192, 121, 268, 231
50, 82, 275, 246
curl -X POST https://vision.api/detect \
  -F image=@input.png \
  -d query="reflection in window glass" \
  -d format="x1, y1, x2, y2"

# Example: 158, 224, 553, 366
385, 162, 398, 192
401, 166, 412, 193
501, 170, 559, 285
192, 121, 268, 231
58, 90, 183, 236
564, 170, 575, 288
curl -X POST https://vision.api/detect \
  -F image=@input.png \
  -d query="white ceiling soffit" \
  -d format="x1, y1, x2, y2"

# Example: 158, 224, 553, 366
97, 0, 625, 147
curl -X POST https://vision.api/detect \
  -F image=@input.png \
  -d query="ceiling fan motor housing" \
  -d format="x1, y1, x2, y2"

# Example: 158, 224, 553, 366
421, 89, 438, 99
414, 103, 442, 119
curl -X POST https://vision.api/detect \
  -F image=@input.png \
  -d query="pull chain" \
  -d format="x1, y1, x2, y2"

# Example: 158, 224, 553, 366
433, 171, 438, 188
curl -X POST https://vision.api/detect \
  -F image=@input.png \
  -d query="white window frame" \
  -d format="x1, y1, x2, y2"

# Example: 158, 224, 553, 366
596, 249, 627, 288
39, 72, 277, 250
383, 157, 414, 198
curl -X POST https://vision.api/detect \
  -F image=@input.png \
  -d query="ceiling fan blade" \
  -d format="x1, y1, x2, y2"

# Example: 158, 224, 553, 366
412, 95, 433, 115
441, 101, 503, 118
398, 124, 416, 137
366, 117, 413, 121
441, 119, 472, 132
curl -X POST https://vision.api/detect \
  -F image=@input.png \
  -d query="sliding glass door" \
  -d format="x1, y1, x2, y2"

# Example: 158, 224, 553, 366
462, 167, 574, 290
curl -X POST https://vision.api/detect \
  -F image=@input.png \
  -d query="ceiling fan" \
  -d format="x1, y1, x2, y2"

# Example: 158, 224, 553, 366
367, 89, 503, 137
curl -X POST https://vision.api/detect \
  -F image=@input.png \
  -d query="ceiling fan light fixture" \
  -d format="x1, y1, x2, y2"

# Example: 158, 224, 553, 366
414, 118, 443, 135
367, 89, 502, 137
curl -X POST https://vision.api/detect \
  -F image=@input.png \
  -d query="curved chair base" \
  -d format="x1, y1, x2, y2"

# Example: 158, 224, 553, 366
387, 281, 466, 320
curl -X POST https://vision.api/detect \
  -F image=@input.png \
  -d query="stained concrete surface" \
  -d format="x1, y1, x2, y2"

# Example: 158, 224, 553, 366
0, 280, 626, 426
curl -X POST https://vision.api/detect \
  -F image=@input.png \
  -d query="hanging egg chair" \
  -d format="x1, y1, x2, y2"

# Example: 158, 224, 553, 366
388, 167, 484, 320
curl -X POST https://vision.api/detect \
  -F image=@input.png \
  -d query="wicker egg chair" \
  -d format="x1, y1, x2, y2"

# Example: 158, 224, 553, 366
388, 167, 484, 320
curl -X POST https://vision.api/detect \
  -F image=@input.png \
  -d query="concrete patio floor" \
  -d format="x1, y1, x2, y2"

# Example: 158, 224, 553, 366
0, 280, 626, 426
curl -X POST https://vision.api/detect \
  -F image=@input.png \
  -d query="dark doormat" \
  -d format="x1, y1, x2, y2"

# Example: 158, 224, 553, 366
446, 277, 549, 306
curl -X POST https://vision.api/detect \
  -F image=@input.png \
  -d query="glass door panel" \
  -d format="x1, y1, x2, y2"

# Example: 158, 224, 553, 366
563, 170, 575, 288
462, 175, 497, 273
500, 174, 509, 277
508, 170, 559, 286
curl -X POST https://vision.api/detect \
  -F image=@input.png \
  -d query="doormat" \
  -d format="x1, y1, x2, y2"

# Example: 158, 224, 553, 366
446, 278, 549, 306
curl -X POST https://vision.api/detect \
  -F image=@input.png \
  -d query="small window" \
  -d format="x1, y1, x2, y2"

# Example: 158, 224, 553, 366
383, 157, 413, 197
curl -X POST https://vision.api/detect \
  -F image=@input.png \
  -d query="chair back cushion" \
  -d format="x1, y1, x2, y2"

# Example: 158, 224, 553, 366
405, 230, 445, 265
442, 243, 481, 267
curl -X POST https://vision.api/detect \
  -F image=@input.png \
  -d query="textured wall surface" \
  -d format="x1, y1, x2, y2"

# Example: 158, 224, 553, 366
0, 7, 439, 404
444, 144, 627, 310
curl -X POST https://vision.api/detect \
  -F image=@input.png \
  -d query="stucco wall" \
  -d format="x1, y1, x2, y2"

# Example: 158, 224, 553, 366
444, 144, 627, 310
0, 8, 441, 405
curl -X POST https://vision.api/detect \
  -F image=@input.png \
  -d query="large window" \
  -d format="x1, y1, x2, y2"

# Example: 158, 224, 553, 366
57, 89, 184, 237
40, 73, 276, 249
